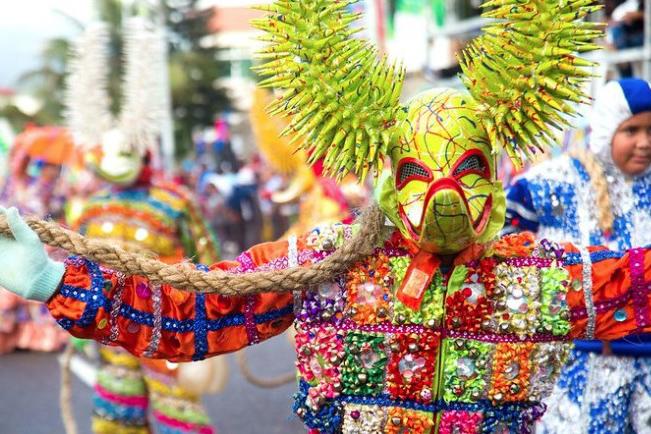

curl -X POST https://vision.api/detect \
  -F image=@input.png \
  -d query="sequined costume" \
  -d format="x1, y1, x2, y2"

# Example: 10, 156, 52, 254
5, 0, 635, 432
73, 180, 220, 434
46, 223, 651, 434
505, 79, 651, 433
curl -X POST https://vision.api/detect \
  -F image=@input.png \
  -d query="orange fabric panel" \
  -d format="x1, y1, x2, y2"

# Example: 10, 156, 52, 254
47, 238, 300, 362
566, 244, 651, 340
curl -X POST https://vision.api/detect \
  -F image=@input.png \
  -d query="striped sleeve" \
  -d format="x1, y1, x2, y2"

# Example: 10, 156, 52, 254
565, 244, 651, 340
46, 239, 299, 362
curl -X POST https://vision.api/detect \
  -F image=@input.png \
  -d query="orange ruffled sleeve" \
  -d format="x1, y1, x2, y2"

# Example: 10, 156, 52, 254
46, 237, 312, 362
565, 244, 651, 341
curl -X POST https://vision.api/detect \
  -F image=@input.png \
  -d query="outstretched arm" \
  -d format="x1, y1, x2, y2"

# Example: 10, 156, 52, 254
0, 205, 300, 362
565, 244, 651, 340
47, 240, 297, 362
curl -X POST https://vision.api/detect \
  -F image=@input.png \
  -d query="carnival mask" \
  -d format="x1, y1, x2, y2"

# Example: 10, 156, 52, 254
85, 129, 143, 186
254, 0, 601, 254
383, 89, 505, 254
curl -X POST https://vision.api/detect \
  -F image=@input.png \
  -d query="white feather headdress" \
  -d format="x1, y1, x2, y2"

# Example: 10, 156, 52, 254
65, 18, 166, 155
65, 23, 113, 149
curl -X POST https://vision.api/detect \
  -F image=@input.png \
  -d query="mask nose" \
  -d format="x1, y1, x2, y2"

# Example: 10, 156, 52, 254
422, 185, 472, 245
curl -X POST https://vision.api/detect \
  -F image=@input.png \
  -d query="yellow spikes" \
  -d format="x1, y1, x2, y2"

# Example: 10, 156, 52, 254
460, 0, 602, 164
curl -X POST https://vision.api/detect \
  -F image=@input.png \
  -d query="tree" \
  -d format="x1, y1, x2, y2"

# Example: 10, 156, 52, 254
162, 0, 231, 157
13, 37, 72, 127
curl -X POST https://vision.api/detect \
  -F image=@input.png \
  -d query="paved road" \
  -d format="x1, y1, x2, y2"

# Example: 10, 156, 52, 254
0, 335, 304, 434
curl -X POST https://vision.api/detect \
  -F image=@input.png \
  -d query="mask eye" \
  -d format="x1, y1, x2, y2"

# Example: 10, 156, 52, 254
397, 159, 432, 189
452, 152, 489, 179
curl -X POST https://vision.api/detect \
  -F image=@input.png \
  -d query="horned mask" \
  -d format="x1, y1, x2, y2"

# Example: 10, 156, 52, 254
255, 0, 601, 254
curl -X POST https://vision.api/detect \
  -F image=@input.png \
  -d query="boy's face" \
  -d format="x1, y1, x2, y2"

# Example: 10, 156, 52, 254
611, 111, 651, 176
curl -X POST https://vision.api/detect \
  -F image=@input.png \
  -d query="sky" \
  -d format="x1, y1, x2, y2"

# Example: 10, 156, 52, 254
0, 0, 265, 89
0, 1, 94, 88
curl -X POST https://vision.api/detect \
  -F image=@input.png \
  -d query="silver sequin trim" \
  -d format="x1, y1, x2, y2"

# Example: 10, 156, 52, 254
143, 285, 163, 358
288, 235, 298, 267
288, 235, 302, 315
580, 248, 596, 339
109, 272, 126, 342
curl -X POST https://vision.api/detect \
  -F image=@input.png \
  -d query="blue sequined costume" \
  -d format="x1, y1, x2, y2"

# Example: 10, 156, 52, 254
505, 79, 651, 434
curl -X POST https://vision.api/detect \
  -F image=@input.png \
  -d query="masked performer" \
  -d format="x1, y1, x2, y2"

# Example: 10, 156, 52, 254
0, 127, 71, 353
63, 21, 222, 434
504, 77, 651, 433
1, 1, 649, 433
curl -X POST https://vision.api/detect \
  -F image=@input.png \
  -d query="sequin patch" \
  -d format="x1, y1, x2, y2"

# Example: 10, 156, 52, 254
386, 331, 438, 402
345, 253, 393, 325
438, 410, 482, 434
443, 339, 492, 403
384, 407, 434, 434
341, 404, 385, 434
488, 342, 534, 403
295, 325, 344, 410
341, 332, 387, 396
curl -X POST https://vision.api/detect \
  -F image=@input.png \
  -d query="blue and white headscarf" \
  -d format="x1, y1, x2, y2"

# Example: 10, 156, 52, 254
589, 78, 651, 176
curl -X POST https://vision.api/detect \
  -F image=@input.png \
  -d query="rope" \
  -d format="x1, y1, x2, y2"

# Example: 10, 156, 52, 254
236, 350, 296, 388
0, 204, 386, 295
11, 205, 383, 431
60, 344, 78, 434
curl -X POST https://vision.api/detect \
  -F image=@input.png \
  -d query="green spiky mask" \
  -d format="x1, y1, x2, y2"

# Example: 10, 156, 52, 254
255, 0, 602, 254
377, 89, 506, 254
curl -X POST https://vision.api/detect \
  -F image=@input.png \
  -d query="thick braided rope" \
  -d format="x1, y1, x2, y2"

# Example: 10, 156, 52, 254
0, 204, 386, 295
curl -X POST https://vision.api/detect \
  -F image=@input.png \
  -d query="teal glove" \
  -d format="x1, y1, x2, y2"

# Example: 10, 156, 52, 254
0, 207, 64, 302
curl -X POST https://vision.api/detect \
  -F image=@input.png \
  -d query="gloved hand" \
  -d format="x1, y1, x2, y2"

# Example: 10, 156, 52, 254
0, 207, 64, 302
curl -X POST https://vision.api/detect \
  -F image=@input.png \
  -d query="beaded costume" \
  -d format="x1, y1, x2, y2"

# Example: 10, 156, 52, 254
64, 21, 221, 434
505, 79, 651, 434
49, 214, 651, 434
35, 1, 651, 433
73, 180, 220, 434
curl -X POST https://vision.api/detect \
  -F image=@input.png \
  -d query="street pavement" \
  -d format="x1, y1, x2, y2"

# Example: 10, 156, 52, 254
0, 335, 304, 434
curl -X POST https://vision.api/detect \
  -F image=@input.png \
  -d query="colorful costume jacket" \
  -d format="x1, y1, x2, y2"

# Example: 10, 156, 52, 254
73, 181, 219, 265
46, 222, 651, 434
71, 180, 220, 434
